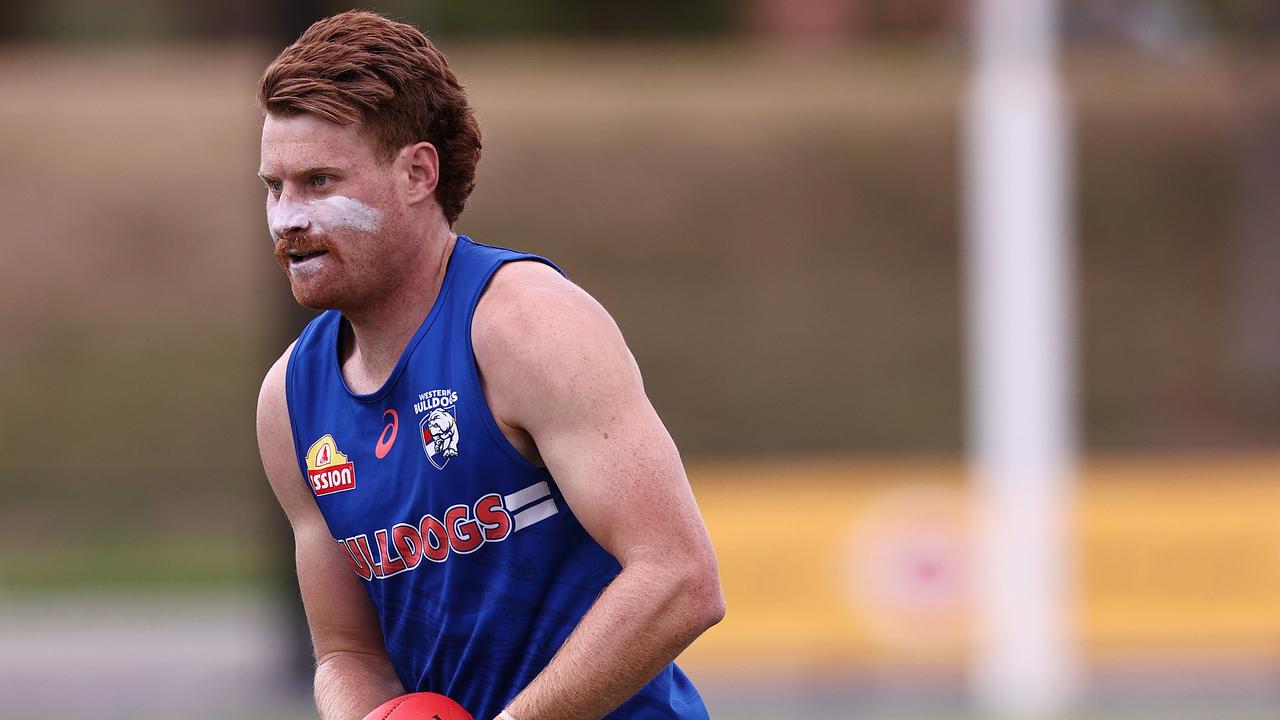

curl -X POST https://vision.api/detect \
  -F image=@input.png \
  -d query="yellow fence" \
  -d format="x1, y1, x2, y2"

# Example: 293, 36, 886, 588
678, 455, 1280, 674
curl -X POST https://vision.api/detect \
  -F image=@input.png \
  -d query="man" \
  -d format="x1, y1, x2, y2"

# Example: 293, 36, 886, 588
254, 11, 724, 720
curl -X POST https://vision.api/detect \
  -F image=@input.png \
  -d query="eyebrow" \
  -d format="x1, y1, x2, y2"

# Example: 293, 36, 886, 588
257, 166, 344, 182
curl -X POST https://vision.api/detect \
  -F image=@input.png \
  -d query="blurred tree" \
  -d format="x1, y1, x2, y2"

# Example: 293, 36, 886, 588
0, 0, 21, 40
554, 0, 736, 36
748, 0, 959, 42
749, 0, 859, 42
420, 0, 736, 37
1190, 0, 1278, 31
0, 0, 738, 40
20, 0, 180, 42
851, 0, 959, 37
1227, 0, 1280, 438
1066, 0, 1212, 51
271, 0, 341, 41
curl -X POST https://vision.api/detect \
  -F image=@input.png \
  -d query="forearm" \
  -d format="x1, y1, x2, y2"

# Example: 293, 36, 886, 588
501, 557, 724, 720
315, 650, 406, 720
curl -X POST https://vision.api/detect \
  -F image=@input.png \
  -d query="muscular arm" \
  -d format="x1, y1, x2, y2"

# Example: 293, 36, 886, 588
257, 348, 406, 719
474, 263, 726, 720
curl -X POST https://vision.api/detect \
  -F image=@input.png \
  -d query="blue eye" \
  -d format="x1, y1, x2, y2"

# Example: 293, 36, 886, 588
266, 179, 282, 194
313, 175, 329, 187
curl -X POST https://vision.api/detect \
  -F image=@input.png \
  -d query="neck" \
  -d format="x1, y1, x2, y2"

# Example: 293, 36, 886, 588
341, 230, 457, 393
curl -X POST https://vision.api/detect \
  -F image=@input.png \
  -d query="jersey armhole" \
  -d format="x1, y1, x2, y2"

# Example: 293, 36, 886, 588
463, 256, 564, 475
284, 327, 313, 484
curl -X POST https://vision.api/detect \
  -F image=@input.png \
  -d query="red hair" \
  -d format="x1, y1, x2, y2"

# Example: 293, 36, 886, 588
259, 10, 481, 226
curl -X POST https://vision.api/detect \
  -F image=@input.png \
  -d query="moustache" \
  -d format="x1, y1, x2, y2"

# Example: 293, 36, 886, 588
273, 235, 334, 270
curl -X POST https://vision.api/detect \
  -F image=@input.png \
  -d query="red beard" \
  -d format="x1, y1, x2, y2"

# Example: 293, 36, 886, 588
273, 235, 334, 271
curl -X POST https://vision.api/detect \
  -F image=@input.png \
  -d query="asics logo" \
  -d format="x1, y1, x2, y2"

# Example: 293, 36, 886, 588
375, 408, 399, 459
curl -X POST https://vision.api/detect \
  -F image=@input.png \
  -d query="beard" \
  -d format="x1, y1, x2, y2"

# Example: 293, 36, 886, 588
272, 233, 333, 272
273, 233, 343, 309
272, 231, 399, 313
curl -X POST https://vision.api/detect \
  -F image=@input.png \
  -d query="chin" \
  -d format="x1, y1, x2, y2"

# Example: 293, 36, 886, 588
288, 281, 345, 311
291, 294, 339, 311
284, 264, 389, 314
282, 263, 342, 310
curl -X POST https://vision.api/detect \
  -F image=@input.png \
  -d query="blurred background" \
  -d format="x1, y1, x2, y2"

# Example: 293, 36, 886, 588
1, 0, 1278, 718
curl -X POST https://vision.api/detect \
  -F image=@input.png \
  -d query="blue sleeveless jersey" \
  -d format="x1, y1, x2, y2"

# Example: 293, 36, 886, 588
285, 237, 708, 720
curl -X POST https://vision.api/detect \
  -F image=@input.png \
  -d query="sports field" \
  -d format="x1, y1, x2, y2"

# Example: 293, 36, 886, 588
3, 585, 1278, 720
1, 41, 1277, 719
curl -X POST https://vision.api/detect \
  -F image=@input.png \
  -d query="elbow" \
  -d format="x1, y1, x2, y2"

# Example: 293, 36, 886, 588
631, 543, 725, 643
696, 561, 726, 630
680, 556, 726, 637
701, 574, 727, 632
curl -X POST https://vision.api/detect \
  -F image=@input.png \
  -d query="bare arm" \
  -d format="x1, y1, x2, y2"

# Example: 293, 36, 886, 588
257, 348, 406, 719
474, 263, 726, 720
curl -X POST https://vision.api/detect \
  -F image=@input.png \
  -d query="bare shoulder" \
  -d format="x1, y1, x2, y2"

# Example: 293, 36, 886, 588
473, 260, 643, 429
255, 342, 398, 674
256, 342, 314, 519
257, 342, 296, 440
474, 261, 616, 346
472, 261, 712, 577
474, 261, 637, 380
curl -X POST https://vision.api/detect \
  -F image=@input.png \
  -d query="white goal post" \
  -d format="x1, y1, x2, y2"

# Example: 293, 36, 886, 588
964, 0, 1077, 717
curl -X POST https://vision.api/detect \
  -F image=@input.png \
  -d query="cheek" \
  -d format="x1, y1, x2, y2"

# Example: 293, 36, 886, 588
312, 196, 383, 234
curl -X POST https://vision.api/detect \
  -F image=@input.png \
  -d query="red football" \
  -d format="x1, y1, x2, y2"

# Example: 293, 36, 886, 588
363, 692, 474, 720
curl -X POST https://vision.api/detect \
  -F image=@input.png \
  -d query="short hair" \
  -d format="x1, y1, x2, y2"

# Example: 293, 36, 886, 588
258, 10, 481, 226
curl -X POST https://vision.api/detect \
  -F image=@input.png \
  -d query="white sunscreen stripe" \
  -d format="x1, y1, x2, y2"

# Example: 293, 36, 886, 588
266, 194, 382, 241
319, 195, 381, 233
513, 498, 559, 532
505, 481, 551, 511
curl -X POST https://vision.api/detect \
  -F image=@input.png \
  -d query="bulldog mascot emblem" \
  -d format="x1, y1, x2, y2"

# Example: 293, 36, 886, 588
420, 406, 460, 470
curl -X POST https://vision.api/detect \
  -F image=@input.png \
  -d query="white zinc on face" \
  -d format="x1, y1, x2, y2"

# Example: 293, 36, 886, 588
267, 194, 383, 242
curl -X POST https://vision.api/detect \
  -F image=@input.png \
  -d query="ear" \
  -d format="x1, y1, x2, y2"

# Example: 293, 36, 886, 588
399, 141, 440, 205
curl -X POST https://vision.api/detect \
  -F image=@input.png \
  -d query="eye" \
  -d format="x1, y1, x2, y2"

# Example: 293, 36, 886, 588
312, 175, 329, 188
265, 179, 282, 194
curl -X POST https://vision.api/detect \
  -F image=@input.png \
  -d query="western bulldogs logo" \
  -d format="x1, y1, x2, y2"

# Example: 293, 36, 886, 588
416, 388, 460, 470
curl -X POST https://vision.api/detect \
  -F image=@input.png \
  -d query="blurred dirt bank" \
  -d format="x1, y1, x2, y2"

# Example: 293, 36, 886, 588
0, 42, 1272, 589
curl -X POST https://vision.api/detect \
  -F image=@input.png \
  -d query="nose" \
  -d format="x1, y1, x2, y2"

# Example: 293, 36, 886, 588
268, 190, 311, 240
